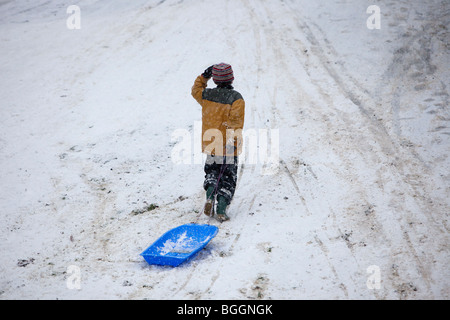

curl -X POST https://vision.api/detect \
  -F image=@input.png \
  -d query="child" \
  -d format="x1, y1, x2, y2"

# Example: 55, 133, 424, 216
191, 63, 245, 221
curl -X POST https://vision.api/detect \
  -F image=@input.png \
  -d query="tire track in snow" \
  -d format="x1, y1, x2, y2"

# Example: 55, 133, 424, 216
313, 235, 349, 298
287, 0, 447, 231
282, 1, 448, 298
240, 0, 366, 298
240, 0, 448, 298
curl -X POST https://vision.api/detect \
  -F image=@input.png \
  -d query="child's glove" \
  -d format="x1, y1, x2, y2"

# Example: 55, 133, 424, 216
202, 65, 214, 79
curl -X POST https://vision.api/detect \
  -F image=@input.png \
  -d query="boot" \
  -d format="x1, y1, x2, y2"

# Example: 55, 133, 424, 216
203, 186, 215, 217
215, 196, 230, 222
206, 186, 215, 201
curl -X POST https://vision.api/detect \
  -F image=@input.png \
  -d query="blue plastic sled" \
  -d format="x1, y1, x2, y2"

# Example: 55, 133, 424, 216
140, 224, 219, 267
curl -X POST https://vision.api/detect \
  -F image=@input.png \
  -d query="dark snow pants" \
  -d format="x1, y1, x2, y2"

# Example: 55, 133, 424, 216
203, 155, 238, 204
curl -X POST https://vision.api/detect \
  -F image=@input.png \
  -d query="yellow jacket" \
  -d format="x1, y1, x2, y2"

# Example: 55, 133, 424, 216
192, 75, 245, 156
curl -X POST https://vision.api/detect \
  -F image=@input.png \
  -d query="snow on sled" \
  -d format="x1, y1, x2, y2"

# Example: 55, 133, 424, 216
140, 224, 219, 267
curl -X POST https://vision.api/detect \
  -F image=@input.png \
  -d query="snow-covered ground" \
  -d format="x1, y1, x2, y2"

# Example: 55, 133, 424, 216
0, 0, 448, 300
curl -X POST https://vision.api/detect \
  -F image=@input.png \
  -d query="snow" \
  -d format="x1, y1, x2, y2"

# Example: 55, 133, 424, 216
0, 0, 449, 300
157, 230, 206, 256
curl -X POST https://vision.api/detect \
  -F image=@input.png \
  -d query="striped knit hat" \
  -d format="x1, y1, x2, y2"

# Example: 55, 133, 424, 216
212, 63, 234, 84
